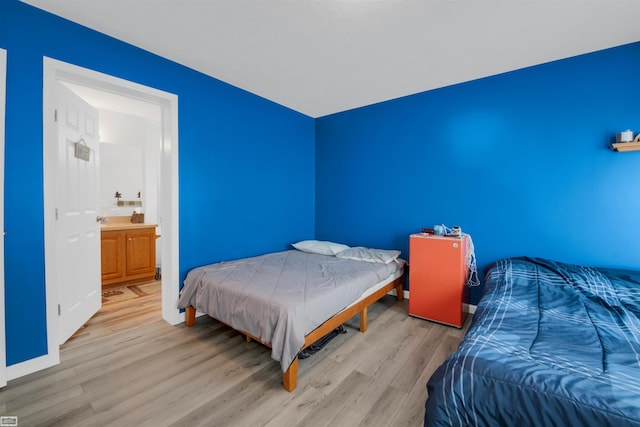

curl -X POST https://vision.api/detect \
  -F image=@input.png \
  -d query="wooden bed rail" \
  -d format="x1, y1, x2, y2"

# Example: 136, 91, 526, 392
183, 274, 405, 392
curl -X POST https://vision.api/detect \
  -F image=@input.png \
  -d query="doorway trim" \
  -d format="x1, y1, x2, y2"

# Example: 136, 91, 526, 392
0, 48, 7, 387
10, 57, 181, 379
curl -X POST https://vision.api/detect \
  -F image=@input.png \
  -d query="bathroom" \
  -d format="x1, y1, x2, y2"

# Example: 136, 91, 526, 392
63, 81, 164, 293
98, 105, 163, 289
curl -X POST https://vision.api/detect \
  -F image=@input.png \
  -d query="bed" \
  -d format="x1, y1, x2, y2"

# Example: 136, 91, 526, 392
425, 257, 640, 427
177, 241, 406, 392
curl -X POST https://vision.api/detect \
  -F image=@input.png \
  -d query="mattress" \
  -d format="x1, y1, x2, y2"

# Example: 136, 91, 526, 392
178, 249, 405, 372
425, 257, 640, 427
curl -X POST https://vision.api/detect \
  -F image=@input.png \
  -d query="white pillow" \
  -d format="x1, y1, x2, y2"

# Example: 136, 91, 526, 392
291, 240, 350, 256
335, 246, 401, 264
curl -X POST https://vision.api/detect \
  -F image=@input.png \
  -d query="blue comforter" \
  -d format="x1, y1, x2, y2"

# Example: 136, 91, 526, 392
425, 257, 640, 427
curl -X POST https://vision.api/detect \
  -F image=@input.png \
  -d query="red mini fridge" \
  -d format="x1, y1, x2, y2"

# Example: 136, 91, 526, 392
408, 233, 469, 328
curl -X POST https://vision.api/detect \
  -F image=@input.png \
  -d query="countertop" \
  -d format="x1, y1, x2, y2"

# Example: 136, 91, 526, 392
100, 222, 158, 231
100, 216, 158, 231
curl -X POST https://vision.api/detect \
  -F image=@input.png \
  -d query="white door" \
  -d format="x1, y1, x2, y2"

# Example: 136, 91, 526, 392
0, 48, 7, 387
56, 82, 102, 344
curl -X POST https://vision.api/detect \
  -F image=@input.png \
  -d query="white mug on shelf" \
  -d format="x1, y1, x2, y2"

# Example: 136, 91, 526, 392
617, 130, 634, 143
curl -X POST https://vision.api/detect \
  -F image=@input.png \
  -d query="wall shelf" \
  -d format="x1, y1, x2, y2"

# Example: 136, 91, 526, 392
611, 141, 640, 152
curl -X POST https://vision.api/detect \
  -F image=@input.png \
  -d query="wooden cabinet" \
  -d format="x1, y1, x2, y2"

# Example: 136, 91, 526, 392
408, 233, 469, 328
101, 225, 157, 288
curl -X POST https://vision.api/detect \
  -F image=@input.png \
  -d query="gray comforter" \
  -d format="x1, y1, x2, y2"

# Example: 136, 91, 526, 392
177, 250, 404, 372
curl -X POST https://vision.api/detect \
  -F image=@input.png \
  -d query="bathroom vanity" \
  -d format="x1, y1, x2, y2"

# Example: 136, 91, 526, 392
100, 217, 158, 288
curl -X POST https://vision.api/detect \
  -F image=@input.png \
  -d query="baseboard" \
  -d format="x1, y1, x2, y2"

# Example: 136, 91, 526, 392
464, 303, 477, 314
7, 353, 59, 382
392, 289, 477, 314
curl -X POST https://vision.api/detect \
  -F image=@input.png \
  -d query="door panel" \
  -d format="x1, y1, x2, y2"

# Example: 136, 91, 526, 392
56, 83, 101, 344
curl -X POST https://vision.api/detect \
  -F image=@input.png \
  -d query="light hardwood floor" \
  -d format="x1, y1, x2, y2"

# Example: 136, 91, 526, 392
1, 285, 468, 427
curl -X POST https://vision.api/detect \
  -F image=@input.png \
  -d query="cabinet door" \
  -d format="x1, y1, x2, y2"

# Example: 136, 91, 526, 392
101, 230, 125, 282
125, 228, 156, 278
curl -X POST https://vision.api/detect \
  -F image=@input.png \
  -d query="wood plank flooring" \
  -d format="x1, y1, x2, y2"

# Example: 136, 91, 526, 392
1, 286, 468, 427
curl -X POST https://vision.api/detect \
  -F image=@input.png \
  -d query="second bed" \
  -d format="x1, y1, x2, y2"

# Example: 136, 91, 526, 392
177, 243, 406, 391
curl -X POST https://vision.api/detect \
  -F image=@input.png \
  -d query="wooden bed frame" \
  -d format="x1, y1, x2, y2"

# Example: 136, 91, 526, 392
184, 274, 405, 392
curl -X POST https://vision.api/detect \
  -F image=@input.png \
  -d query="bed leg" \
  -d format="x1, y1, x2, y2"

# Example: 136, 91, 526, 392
185, 306, 196, 327
395, 282, 404, 302
360, 307, 368, 333
283, 357, 298, 392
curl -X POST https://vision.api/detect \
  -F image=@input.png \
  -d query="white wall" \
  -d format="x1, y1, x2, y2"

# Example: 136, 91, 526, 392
101, 142, 143, 212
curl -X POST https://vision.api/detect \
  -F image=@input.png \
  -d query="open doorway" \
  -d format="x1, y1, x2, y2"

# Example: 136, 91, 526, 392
61, 81, 164, 345
36, 58, 181, 375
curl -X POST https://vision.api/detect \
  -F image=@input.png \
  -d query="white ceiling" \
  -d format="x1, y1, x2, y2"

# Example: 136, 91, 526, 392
62, 81, 162, 121
22, 0, 640, 118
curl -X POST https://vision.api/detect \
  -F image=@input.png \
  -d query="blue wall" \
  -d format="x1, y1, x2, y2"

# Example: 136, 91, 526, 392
0, 1, 315, 366
3, 0, 640, 370
316, 42, 640, 304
